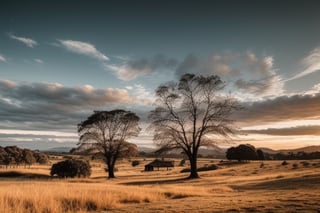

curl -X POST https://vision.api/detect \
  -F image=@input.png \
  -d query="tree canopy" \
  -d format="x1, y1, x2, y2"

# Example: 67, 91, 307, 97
226, 144, 258, 162
149, 73, 240, 178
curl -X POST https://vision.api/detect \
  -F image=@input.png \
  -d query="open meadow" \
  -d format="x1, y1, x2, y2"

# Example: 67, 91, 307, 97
0, 157, 320, 213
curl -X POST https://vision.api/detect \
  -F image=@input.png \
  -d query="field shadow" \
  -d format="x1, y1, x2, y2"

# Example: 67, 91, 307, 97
233, 174, 320, 190
122, 177, 193, 185
0, 171, 50, 179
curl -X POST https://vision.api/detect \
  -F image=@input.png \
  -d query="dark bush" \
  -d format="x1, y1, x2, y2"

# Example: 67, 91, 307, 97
281, 160, 289, 166
50, 159, 91, 178
131, 160, 140, 167
179, 159, 186, 166
300, 161, 310, 167
292, 163, 298, 169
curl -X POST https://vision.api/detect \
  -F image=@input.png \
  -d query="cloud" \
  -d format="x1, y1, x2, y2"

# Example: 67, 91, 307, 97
288, 47, 320, 81
0, 80, 137, 132
57, 39, 109, 61
0, 54, 7, 62
9, 34, 38, 48
305, 83, 320, 95
130, 84, 155, 105
106, 55, 178, 81
235, 74, 283, 97
176, 52, 284, 97
243, 125, 320, 136
34, 58, 44, 64
234, 92, 320, 127
0, 133, 77, 150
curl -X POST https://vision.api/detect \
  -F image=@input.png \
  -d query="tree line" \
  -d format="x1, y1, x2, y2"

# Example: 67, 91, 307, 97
0, 146, 49, 168
226, 144, 320, 161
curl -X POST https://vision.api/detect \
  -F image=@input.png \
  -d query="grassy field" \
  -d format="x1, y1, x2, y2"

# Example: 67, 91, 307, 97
0, 158, 320, 213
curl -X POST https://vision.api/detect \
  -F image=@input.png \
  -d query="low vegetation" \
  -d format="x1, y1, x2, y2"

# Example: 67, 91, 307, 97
50, 159, 91, 178
0, 146, 49, 168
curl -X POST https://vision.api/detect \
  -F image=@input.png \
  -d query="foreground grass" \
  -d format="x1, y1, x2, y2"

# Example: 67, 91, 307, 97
0, 180, 207, 213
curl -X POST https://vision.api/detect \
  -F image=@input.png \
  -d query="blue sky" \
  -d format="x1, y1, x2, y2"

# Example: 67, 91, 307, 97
1, 0, 320, 150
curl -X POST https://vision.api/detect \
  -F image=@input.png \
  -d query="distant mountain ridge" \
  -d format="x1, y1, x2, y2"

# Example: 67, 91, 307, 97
66, 143, 320, 157
259, 145, 320, 154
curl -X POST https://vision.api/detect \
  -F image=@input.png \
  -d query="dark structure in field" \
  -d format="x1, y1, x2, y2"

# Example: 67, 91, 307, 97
144, 159, 174, 171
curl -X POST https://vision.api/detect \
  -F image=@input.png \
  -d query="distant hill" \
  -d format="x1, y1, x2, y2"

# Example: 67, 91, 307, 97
69, 143, 320, 158
259, 145, 320, 154
43, 147, 74, 153
138, 146, 227, 158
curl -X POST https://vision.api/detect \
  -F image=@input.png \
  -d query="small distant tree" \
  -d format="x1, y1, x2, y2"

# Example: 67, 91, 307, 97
149, 74, 240, 178
50, 159, 91, 178
0, 147, 8, 167
22, 149, 36, 168
78, 110, 141, 178
33, 152, 49, 164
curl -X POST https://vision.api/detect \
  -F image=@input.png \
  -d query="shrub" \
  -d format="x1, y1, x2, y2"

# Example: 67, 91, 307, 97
300, 161, 310, 167
292, 163, 298, 169
179, 159, 186, 166
50, 159, 91, 178
281, 160, 289, 166
131, 160, 140, 167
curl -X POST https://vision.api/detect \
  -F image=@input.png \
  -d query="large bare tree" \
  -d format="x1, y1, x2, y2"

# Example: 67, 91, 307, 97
149, 73, 240, 178
78, 110, 141, 178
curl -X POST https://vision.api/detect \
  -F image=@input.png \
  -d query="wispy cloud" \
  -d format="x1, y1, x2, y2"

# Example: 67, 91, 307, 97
9, 34, 38, 48
57, 39, 109, 61
243, 125, 320, 136
34, 58, 44, 64
176, 52, 284, 98
288, 47, 320, 81
106, 55, 177, 81
0, 54, 7, 62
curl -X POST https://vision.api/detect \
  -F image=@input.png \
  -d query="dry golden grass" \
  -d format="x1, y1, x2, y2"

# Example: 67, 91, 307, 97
0, 180, 208, 213
1, 158, 320, 212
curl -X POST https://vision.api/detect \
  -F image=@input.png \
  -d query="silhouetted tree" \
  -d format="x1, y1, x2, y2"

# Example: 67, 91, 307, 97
226, 144, 258, 162
257, 149, 265, 160
149, 74, 240, 178
50, 159, 91, 178
78, 110, 140, 178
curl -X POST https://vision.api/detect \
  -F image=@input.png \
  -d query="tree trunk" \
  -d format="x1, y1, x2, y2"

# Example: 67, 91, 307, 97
188, 155, 199, 179
106, 159, 116, 178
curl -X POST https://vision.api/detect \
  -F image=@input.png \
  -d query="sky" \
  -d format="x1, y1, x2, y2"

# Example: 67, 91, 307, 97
0, 0, 320, 150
